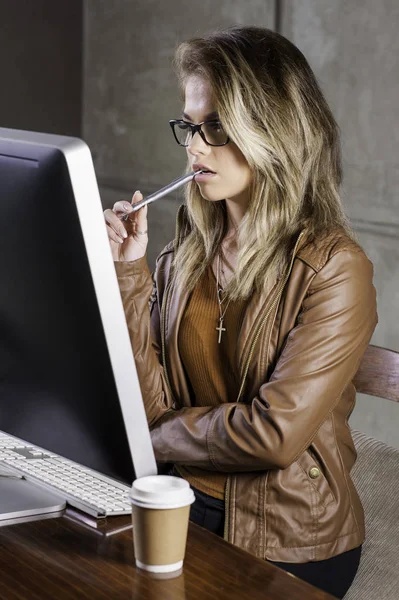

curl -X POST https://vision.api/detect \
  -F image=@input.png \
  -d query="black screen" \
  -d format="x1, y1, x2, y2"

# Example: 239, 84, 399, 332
0, 141, 134, 484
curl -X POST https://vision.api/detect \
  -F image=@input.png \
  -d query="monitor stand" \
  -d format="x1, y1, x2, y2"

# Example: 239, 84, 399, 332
0, 467, 66, 526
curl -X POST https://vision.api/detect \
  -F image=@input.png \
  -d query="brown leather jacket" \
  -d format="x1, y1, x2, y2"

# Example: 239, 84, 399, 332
115, 205, 378, 563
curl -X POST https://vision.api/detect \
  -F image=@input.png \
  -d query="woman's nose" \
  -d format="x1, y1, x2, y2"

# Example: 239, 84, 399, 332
187, 130, 209, 154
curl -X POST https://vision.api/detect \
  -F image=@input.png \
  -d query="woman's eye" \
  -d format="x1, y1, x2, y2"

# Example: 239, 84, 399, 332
209, 121, 223, 132
178, 122, 190, 130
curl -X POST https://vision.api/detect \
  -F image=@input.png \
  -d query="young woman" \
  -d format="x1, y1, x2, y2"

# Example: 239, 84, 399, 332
104, 26, 377, 599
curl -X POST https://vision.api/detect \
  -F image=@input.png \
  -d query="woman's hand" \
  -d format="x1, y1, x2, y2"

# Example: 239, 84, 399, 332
104, 191, 148, 262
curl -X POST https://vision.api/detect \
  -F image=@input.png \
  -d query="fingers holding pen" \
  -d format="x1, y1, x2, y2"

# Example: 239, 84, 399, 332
104, 191, 148, 261
104, 209, 127, 243
117, 191, 146, 223
104, 192, 144, 236
131, 191, 148, 236
104, 206, 128, 243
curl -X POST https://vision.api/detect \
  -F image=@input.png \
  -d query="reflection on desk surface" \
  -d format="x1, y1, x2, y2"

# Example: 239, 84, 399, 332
0, 513, 336, 600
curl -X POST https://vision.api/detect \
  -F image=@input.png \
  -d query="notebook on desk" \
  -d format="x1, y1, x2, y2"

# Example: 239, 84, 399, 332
0, 128, 157, 521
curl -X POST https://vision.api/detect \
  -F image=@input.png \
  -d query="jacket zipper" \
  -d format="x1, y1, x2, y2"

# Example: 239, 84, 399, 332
161, 276, 175, 404
224, 231, 304, 542
224, 476, 231, 540
160, 214, 183, 405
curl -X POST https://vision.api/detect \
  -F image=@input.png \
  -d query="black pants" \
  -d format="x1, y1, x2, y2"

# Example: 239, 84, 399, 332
171, 467, 361, 599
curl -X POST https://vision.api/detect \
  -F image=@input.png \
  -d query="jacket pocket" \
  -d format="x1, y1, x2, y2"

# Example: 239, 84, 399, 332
296, 448, 335, 508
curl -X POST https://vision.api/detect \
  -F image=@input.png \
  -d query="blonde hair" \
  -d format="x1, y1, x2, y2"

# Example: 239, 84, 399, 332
171, 26, 354, 301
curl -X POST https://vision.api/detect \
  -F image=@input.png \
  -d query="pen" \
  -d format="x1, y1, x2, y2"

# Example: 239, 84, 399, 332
121, 170, 204, 220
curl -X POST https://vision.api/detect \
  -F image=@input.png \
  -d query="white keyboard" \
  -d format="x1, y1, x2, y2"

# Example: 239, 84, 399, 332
0, 432, 132, 518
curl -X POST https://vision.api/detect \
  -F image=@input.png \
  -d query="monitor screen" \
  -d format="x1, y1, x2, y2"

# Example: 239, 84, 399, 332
0, 129, 155, 485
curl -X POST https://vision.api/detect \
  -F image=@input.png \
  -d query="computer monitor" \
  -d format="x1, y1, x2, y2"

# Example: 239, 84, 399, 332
0, 127, 157, 485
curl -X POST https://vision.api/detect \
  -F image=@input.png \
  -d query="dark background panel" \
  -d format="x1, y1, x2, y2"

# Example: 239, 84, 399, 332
0, 0, 83, 136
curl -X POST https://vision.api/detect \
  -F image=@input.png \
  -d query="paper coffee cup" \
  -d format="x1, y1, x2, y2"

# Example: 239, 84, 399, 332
129, 475, 195, 575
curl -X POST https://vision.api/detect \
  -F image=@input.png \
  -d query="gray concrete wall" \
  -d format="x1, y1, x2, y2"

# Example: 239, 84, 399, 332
83, 1, 399, 447
281, 0, 399, 447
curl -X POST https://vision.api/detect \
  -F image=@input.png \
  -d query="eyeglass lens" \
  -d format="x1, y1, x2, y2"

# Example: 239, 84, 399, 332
174, 121, 228, 146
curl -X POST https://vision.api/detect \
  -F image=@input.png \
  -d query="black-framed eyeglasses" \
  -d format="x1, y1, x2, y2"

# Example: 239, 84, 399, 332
169, 119, 230, 147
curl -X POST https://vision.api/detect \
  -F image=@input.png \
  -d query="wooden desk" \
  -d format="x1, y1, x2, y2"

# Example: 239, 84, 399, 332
0, 509, 336, 600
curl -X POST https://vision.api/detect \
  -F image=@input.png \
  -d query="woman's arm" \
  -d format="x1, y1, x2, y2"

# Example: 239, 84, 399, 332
115, 255, 175, 425
149, 248, 378, 471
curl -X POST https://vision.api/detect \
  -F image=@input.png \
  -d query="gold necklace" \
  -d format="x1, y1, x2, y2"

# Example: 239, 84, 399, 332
215, 220, 239, 343
216, 249, 233, 343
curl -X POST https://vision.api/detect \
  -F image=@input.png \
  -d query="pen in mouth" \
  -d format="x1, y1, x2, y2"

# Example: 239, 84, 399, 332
121, 170, 205, 219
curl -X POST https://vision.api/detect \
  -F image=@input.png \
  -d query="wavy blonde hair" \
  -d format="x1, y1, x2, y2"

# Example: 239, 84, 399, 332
171, 26, 354, 301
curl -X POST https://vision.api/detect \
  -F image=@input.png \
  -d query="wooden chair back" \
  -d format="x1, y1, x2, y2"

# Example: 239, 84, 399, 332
353, 344, 399, 403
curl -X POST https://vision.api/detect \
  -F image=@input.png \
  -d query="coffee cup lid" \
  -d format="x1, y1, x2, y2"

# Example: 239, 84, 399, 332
129, 475, 195, 509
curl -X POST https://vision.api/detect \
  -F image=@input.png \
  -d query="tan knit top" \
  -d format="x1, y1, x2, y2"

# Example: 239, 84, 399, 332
176, 263, 248, 500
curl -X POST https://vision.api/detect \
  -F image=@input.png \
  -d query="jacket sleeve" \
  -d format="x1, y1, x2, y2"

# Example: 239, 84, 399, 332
149, 248, 378, 471
114, 255, 175, 426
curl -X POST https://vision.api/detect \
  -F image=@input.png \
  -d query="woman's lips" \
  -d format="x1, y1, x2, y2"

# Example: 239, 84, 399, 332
194, 172, 217, 182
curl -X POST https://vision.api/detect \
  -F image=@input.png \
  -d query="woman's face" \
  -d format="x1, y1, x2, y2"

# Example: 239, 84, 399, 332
184, 76, 252, 205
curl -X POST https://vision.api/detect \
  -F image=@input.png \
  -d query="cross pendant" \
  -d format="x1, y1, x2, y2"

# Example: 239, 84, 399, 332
216, 318, 226, 344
